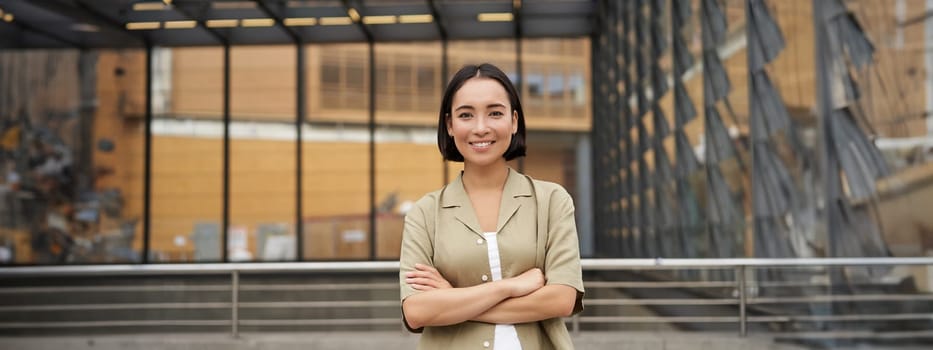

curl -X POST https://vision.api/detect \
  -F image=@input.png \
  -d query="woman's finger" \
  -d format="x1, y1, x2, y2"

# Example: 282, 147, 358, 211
406, 277, 440, 287
410, 283, 432, 291
410, 265, 451, 289
407, 271, 438, 280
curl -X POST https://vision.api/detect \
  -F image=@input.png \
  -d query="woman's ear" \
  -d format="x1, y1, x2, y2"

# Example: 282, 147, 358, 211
445, 113, 453, 136
512, 110, 519, 134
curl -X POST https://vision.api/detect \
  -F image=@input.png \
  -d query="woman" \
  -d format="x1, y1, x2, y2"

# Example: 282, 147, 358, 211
399, 63, 584, 349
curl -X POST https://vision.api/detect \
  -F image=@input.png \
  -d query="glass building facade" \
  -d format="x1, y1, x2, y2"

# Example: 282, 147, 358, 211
0, 37, 591, 264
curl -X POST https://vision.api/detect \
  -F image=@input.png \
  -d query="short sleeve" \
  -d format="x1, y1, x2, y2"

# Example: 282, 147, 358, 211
542, 186, 585, 315
399, 194, 436, 333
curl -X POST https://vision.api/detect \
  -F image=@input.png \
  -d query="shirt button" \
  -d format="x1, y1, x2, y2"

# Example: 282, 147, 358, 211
483, 341, 490, 348
476, 238, 484, 245
481, 274, 489, 282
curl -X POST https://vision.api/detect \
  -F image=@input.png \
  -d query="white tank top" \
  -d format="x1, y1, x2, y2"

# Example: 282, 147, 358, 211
483, 232, 523, 350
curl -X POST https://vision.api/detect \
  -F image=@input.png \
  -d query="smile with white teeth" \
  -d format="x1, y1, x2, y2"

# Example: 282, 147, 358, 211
470, 141, 494, 147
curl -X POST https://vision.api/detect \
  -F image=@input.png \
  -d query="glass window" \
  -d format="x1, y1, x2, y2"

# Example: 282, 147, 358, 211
150, 47, 223, 262
374, 42, 444, 259
303, 43, 372, 260
229, 45, 297, 262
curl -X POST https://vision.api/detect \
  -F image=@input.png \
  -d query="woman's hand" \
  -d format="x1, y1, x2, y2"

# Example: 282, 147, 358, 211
505, 268, 545, 297
406, 263, 453, 291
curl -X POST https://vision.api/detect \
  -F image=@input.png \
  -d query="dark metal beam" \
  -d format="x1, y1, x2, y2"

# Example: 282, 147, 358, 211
341, 0, 374, 43
27, 0, 145, 45
74, 0, 141, 36
254, 0, 302, 43
172, 0, 229, 45
8, 19, 84, 49
426, 0, 448, 40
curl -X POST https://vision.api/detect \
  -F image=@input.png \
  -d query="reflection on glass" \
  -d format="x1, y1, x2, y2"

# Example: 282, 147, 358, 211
0, 50, 145, 264
839, 0, 933, 260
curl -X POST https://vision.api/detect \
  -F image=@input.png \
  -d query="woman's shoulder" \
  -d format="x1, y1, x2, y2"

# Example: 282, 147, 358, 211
407, 186, 447, 214
522, 173, 571, 199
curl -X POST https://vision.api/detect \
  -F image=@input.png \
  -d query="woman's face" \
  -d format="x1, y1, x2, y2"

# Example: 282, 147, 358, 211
447, 77, 518, 168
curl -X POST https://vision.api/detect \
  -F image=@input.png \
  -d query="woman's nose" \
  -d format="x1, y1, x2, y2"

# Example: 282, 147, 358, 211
473, 118, 490, 134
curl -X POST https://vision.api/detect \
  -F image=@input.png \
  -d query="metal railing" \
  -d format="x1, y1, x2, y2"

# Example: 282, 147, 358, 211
2, 257, 933, 341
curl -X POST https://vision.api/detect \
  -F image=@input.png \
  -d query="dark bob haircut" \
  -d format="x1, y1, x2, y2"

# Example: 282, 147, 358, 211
437, 63, 526, 162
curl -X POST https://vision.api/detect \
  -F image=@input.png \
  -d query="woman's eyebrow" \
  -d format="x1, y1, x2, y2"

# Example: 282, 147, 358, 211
454, 105, 474, 111
487, 103, 507, 109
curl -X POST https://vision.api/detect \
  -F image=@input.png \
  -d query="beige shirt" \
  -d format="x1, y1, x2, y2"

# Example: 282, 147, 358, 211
399, 168, 584, 350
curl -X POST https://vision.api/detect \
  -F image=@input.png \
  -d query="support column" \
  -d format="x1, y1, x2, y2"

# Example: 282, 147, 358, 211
576, 134, 594, 257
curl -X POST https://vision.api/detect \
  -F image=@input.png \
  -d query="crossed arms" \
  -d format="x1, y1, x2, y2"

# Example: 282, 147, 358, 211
401, 263, 577, 329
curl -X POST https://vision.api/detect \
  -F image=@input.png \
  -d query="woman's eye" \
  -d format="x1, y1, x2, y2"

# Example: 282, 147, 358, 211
490, 111, 504, 117
458, 113, 472, 119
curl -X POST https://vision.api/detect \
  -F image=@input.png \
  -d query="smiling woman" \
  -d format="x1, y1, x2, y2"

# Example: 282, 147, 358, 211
398, 63, 584, 350
443, 72, 524, 167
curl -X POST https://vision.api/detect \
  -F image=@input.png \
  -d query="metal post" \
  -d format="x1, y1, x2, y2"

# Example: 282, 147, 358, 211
737, 265, 747, 337
143, 44, 153, 264
572, 314, 580, 335
515, 39, 524, 172
441, 39, 449, 186
590, 2, 604, 256
576, 135, 594, 257
222, 44, 231, 263
296, 43, 305, 261
231, 270, 239, 337
368, 41, 376, 260
514, 1, 524, 174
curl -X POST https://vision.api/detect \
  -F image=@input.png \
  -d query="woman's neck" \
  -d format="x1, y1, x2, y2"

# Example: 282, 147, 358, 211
461, 162, 509, 193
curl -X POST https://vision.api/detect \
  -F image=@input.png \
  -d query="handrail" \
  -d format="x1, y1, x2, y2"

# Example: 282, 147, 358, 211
2, 257, 932, 340
581, 257, 933, 268
0, 261, 401, 277
3, 257, 933, 277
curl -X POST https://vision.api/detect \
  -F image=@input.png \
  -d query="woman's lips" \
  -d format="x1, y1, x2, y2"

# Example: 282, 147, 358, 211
469, 140, 495, 151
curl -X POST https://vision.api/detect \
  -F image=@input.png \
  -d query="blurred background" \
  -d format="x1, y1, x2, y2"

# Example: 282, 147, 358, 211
0, 1, 592, 265
2, 0, 933, 348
